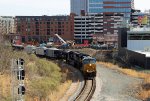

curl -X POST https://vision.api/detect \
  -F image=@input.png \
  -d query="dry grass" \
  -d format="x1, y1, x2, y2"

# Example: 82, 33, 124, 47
0, 59, 72, 101
138, 78, 150, 100
0, 74, 11, 100
25, 80, 72, 101
24, 61, 73, 101
49, 80, 72, 101
0, 44, 72, 101
98, 61, 150, 100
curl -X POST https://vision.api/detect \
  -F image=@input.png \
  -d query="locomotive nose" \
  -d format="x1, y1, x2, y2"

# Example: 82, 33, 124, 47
85, 64, 96, 72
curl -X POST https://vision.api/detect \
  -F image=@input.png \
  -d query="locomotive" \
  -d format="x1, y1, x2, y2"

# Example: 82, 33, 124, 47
66, 51, 96, 78
25, 46, 96, 79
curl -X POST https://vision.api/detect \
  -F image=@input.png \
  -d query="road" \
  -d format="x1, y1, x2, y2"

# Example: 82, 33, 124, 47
91, 64, 143, 101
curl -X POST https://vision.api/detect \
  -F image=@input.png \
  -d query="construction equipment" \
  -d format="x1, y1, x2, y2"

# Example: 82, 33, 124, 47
54, 34, 69, 48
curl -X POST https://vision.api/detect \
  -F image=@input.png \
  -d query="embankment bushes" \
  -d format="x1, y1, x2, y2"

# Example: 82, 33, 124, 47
0, 44, 62, 100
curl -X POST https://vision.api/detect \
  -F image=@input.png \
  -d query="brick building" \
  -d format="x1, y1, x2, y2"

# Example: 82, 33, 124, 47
13, 15, 74, 43
103, 13, 124, 44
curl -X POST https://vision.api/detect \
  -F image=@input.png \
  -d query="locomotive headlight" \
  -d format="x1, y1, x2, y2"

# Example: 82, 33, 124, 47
89, 64, 92, 66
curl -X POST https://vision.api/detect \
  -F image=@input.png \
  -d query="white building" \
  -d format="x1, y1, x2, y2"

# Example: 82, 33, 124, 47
74, 13, 123, 44
0, 16, 15, 37
118, 27, 150, 69
74, 14, 103, 44
127, 27, 150, 51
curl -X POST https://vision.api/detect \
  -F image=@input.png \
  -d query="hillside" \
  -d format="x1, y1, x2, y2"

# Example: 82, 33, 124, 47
0, 43, 71, 101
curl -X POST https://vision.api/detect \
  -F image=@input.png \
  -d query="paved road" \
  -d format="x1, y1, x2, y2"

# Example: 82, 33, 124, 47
91, 64, 143, 101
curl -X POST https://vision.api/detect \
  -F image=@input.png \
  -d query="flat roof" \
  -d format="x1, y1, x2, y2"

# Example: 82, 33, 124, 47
127, 31, 150, 34
128, 27, 150, 34
135, 51, 150, 57
47, 48, 60, 50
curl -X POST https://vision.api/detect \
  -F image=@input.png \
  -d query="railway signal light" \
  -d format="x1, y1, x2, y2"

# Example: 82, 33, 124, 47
18, 85, 25, 95
16, 58, 24, 67
16, 58, 25, 80
17, 69, 25, 80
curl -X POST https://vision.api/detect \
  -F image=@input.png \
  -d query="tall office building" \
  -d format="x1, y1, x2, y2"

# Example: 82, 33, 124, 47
88, 0, 134, 21
71, 0, 87, 15
71, 0, 134, 44
71, 0, 134, 17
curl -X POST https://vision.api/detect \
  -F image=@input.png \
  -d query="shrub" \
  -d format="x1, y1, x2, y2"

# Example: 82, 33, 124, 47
0, 44, 62, 100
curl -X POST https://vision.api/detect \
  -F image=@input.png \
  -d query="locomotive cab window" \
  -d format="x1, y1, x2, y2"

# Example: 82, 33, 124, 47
83, 58, 96, 64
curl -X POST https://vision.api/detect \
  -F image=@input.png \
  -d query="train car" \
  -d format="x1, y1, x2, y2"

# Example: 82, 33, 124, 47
75, 53, 89, 69
66, 51, 75, 65
12, 44, 24, 50
60, 50, 69, 60
66, 51, 88, 67
24, 45, 36, 54
45, 48, 62, 59
35, 47, 47, 56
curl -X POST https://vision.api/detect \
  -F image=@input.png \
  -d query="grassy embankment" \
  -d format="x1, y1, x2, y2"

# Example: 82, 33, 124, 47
98, 62, 150, 100
0, 44, 71, 101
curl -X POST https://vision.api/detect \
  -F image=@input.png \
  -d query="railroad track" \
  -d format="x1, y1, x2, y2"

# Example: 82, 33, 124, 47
74, 78, 96, 101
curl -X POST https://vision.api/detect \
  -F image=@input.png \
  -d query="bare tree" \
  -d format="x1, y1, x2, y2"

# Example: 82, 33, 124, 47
121, 50, 131, 67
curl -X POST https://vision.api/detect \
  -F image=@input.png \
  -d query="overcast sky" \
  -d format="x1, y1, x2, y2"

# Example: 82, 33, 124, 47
0, 0, 149, 16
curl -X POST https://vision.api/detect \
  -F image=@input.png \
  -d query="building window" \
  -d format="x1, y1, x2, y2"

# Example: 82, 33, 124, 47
17, 26, 21, 32
47, 32, 50, 35
27, 18, 31, 22
58, 32, 61, 35
47, 22, 50, 24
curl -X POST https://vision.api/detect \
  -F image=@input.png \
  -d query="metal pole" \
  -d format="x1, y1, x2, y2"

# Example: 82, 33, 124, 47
11, 59, 14, 101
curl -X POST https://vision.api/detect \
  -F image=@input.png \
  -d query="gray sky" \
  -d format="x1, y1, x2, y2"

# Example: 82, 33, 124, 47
0, 0, 149, 16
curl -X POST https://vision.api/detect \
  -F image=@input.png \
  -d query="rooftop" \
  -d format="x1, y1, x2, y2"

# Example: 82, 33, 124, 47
128, 27, 150, 34
135, 51, 150, 57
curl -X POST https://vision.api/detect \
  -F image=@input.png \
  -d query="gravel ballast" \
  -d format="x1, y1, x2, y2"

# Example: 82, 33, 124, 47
91, 64, 143, 101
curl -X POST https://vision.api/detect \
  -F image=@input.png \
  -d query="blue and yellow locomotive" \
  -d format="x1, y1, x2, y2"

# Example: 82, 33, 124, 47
66, 51, 96, 79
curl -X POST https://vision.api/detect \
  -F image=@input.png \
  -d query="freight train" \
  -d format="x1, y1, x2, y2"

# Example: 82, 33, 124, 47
25, 46, 97, 79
